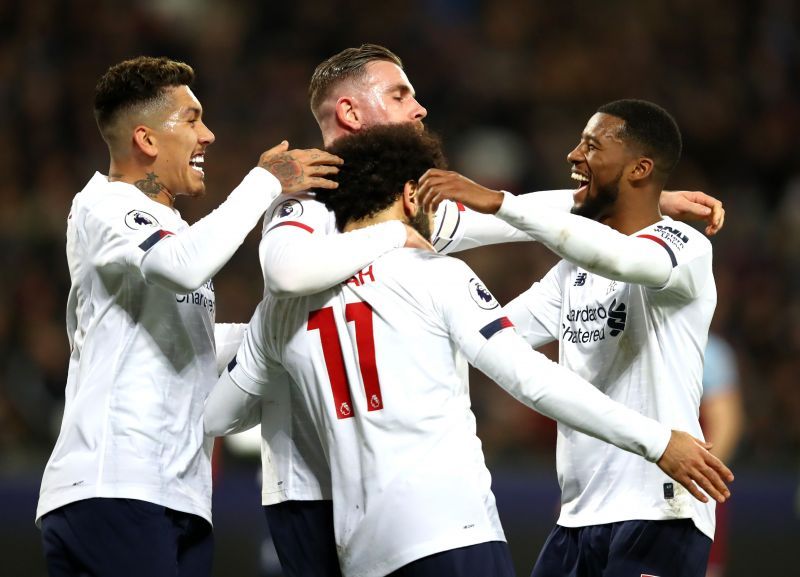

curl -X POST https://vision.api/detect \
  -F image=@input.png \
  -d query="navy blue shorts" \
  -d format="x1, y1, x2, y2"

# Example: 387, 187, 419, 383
263, 500, 341, 577
390, 540, 515, 577
531, 519, 711, 577
40, 497, 213, 577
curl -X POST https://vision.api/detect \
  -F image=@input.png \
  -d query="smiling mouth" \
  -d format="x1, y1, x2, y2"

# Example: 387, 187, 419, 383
570, 172, 589, 188
190, 154, 205, 176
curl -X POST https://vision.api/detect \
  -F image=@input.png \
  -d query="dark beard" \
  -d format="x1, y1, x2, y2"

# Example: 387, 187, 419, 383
409, 209, 432, 241
571, 176, 620, 222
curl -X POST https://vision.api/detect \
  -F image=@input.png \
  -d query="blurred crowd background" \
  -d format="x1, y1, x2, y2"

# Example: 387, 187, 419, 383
1, 1, 798, 575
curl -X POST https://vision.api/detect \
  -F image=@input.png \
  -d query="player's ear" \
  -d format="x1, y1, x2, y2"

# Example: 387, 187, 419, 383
402, 180, 418, 217
335, 97, 362, 131
133, 125, 159, 159
629, 156, 654, 183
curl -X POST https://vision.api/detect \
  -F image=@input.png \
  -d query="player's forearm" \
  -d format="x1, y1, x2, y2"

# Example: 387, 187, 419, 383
496, 192, 672, 286
214, 323, 247, 376
204, 371, 262, 437
261, 220, 406, 297
435, 190, 573, 254
474, 331, 671, 461
141, 168, 281, 292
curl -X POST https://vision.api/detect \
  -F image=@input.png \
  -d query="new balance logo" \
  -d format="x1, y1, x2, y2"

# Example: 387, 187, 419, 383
606, 299, 627, 336
574, 273, 587, 286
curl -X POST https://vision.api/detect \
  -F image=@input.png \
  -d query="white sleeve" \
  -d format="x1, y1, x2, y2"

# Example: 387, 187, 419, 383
260, 197, 406, 297
432, 189, 574, 254
471, 329, 671, 462
214, 323, 247, 376
204, 370, 262, 437
140, 168, 282, 292
427, 257, 670, 462
496, 191, 673, 287
502, 262, 565, 348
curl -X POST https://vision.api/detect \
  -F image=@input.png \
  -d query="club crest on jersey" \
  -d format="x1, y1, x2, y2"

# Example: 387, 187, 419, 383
125, 210, 160, 230
272, 199, 303, 220
468, 277, 499, 310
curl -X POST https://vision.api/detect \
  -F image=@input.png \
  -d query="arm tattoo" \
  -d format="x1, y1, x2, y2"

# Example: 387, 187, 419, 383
134, 172, 168, 198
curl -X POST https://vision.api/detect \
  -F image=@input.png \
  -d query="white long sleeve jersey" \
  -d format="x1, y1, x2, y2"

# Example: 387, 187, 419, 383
499, 193, 718, 539
222, 248, 671, 577
36, 168, 279, 526
245, 190, 571, 505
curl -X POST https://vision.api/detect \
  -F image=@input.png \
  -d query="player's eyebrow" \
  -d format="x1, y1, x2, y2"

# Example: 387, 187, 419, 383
582, 132, 602, 146
388, 83, 414, 97
181, 105, 202, 118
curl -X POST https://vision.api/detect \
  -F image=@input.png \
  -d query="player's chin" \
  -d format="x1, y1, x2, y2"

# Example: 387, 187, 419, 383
186, 181, 207, 198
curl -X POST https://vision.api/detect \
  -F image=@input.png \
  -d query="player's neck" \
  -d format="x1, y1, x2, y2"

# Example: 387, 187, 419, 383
343, 204, 406, 232
602, 188, 662, 235
107, 159, 176, 207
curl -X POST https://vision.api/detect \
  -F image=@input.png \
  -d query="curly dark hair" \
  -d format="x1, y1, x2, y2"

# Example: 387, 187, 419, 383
597, 99, 682, 181
309, 44, 402, 120
316, 124, 447, 231
94, 56, 194, 134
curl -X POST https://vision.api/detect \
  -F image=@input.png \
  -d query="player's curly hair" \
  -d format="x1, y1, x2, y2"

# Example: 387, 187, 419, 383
309, 44, 402, 121
94, 56, 194, 135
316, 124, 447, 231
597, 99, 682, 181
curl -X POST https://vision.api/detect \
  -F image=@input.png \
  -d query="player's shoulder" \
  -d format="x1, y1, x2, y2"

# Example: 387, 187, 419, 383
644, 217, 712, 255
378, 248, 472, 286
264, 191, 333, 233
75, 174, 168, 228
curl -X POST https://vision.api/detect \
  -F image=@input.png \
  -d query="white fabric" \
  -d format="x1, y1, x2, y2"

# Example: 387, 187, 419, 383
214, 323, 247, 375
504, 213, 717, 539
36, 169, 278, 526
218, 247, 671, 577
204, 371, 261, 436
251, 190, 573, 510
433, 189, 573, 253
259, 192, 406, 297
497, 191, 673, 287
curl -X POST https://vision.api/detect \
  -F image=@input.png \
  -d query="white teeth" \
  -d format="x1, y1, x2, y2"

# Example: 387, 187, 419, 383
190, 155, 205, 175
571, 172, 589, 183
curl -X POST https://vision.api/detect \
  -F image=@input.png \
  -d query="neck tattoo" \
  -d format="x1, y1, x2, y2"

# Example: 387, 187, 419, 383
134, 172, 174, 203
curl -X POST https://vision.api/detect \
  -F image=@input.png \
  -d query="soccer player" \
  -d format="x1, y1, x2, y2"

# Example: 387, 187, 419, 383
701, 333, 743, 577
416, 99, 721, 577
226, 44, 728, 577
35, 56, 341, 577
205, 123, 731, 577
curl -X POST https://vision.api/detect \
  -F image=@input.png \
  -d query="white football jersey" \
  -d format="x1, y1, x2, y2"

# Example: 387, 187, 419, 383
506, 217, 717, 538
252, 191, 519, 505
38, 174, 217, 525
231, 248, 510, 577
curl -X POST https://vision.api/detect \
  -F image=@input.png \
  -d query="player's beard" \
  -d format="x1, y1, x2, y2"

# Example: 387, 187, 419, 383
571, 171, 622, 222
409, 209, 432, 242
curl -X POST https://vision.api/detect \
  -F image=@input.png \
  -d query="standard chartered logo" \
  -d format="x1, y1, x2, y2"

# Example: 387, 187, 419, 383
562, 299, 627, 343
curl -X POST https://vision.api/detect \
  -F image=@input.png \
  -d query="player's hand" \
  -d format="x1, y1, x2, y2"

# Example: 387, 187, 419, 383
659, 190, 725, 236
403, 224, 435, 252
258, 141, 343, 194
416, 169, 504, 215
656, 430, 734, 504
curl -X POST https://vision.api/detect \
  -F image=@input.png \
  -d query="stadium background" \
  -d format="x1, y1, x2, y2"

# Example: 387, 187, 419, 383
1, 1, 798, 575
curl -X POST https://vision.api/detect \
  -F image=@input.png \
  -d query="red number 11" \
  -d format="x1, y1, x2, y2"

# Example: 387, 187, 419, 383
307, 302, 384, 420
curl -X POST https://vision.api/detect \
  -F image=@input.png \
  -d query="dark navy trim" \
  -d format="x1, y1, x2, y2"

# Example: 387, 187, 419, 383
637, 234, 677, 267
138, 230, 173, 251
479, 317, 514, 340
227, 355, 238, 372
